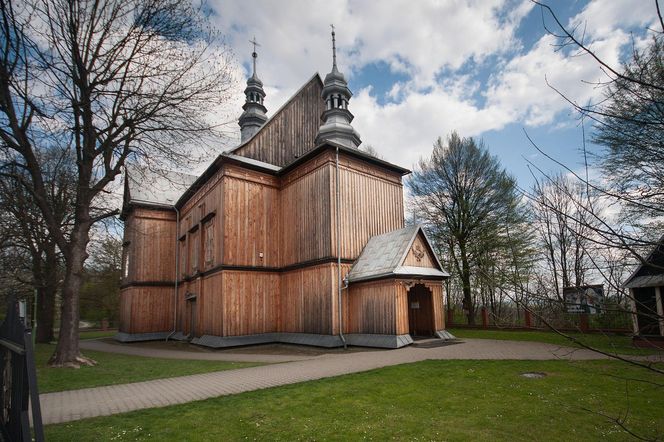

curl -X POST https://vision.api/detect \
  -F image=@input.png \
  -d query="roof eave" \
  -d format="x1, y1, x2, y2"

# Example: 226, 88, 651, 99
279, 141, 411, 177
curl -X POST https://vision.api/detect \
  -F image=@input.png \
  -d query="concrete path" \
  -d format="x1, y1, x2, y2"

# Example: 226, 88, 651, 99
41, 338, 633, 425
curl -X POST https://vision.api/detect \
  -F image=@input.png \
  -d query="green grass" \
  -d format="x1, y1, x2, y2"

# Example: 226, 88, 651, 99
449, 328, 662, 356
45, 359, 664, 441
36, 344, 261, 393
79, 330, 118, 340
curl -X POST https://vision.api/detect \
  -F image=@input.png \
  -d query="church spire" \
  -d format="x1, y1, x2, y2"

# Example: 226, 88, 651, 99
315, 25, 361, 149
238, 37, 268, 143
331, 24, 337, 71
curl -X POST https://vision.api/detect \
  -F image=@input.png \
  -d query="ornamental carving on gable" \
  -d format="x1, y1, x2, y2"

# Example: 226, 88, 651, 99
413, 244, 425, 262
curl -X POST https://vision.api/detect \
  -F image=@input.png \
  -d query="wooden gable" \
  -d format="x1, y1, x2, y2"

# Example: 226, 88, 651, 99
232, 74, 325, 167
347, 226, 448, 283
403, 232, 439, 269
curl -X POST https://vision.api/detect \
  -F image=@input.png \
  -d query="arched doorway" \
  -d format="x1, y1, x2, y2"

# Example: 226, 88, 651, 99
407, 284, 435, 337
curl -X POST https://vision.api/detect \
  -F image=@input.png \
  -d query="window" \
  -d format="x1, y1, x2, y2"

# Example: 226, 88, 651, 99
190, 227, 199, 274
179, 236, 187, 278
122, 242, 130, 279
204, 220, 215, 268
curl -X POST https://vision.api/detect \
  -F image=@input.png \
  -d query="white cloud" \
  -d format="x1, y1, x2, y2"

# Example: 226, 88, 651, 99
207, 0, 658, 172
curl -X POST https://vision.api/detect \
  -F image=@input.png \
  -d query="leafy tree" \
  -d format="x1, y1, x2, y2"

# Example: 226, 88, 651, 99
0, 0, 234, 367
409, 132, 532, 325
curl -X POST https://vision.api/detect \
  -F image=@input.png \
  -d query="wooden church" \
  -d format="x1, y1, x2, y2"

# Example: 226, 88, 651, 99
117, 31, 452, 348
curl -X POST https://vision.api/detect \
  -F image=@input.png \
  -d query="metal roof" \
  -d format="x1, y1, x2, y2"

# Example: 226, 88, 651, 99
347, 225, 449, 283
125, 165, 197, 208
625, 274, 664, 289
623, 236, 664, 288
222, 153, 281, 172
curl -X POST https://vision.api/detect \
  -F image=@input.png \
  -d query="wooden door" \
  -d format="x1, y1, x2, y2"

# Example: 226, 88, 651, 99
635, 287, 659, 335
408, 284, 434, 337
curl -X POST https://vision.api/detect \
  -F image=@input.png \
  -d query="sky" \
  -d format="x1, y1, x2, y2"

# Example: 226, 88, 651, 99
205, 0, 657, 189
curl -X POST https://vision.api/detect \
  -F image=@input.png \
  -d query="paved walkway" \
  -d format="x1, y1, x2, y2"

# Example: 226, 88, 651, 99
41, 338, 633, 425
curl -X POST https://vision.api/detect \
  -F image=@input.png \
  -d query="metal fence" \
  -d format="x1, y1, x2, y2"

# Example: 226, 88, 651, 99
0, 296, 44, 442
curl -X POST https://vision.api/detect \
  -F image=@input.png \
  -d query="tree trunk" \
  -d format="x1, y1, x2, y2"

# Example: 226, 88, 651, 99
48, 226, 96, 367
35, 243, 58, 343
36, 244, 58, 343
35, 286, 55, 343
460, 245, 474, 325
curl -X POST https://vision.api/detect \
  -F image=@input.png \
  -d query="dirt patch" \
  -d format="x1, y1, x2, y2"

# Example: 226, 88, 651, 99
520, 371, 548, 379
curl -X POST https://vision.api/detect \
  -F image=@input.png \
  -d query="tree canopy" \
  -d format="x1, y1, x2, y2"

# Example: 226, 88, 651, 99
409, 132, 532, 324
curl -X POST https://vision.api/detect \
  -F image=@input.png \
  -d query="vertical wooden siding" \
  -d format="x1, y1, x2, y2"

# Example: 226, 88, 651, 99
124, 209, 176, 283
221, 271, 280, 336
279, 164, 332, 266
233, 76, 325, 166
222, 173, 280, 267
280, 263, 335, 334
403, 233, 439, 268
119, 286, 174, 334
346, 280, 397, 334
332, 154, 405, 260
198, 272, 224, 336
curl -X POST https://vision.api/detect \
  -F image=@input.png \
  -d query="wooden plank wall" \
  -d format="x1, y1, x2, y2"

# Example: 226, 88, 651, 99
197, 273, 223, 336
119, 288, 132, 332
403, 233, 439, 268
233, 76, 325, 167
222, 171, 280, 267
332, 153, 405, 260
124, 208, 177, 283
430, 282, 445, 330
279, 162, 332, 266
176, 164, 280, 271
119, 287, 174, 334
221, 271, 280, 336
280, 263, 336, 334
345, 280, 397, 335
177, 167, 225, 270
122, 145, 415, 339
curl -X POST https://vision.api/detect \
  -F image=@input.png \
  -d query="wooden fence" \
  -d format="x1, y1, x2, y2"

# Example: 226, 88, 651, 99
447, 301, 633, 334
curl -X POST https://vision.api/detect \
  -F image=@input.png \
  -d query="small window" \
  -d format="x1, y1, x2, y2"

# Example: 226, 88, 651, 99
179, 237, 187, 278
190, 229, 199, 274
204, 220, 215, 268
122, 243, 130, 279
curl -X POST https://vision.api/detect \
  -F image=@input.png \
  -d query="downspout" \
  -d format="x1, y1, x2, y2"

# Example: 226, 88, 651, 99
166, 206, 180, 341
336, 147, 347, 349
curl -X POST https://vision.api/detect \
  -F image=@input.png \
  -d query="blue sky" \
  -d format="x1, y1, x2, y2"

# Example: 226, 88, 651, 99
208, 0, 657, 189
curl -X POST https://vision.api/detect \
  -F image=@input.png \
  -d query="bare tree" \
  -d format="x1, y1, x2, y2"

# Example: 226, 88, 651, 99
530, 173, 598, 300
0, 0, 235, 366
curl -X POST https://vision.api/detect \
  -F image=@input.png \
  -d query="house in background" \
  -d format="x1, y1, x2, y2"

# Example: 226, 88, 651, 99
624, 239, 664, 347
118, 31, 452, 349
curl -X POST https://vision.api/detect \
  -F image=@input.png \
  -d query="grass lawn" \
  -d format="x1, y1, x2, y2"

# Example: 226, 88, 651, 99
79, 329, 118, 340
45, 359, 664, 441
36, 344, 261, 393
449, 328, 662, 356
